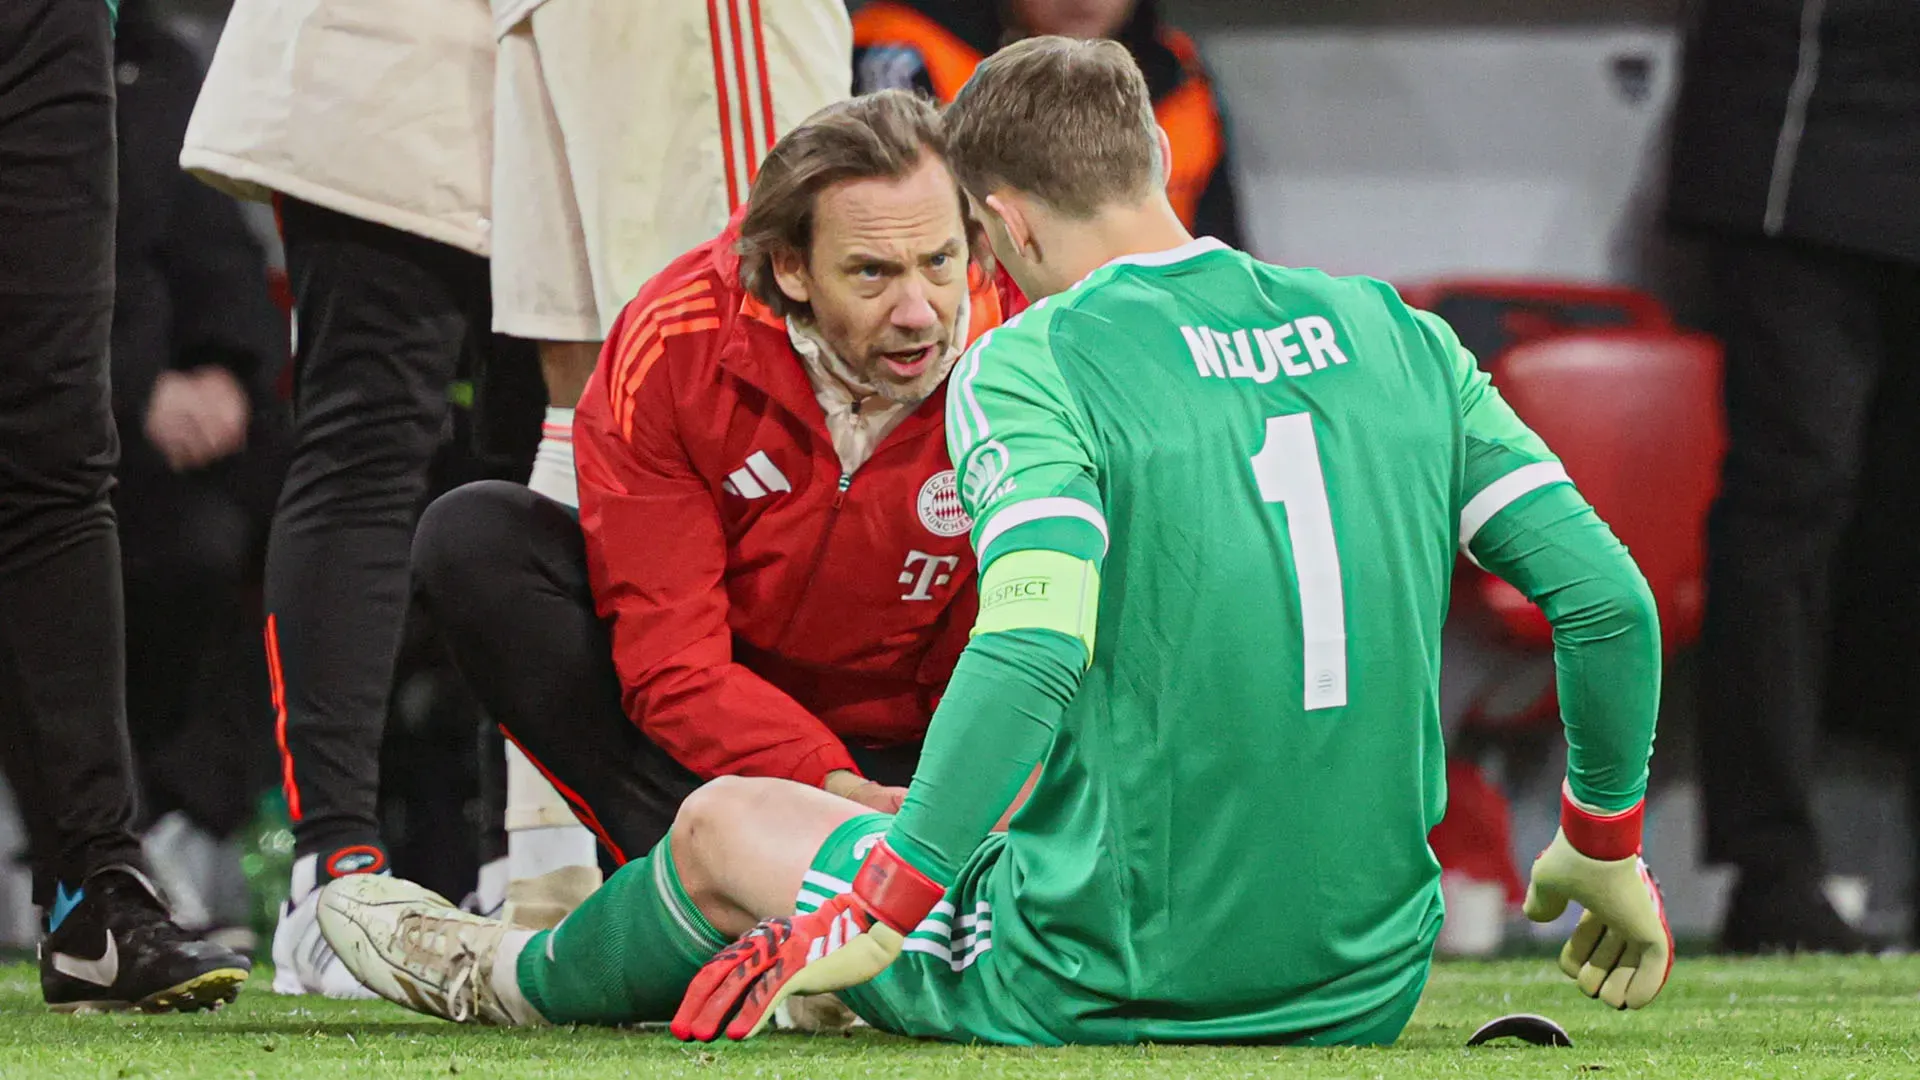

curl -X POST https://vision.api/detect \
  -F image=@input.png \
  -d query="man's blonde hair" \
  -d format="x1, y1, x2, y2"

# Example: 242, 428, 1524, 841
738, 90, 982, 319
942, 36, 1163, 217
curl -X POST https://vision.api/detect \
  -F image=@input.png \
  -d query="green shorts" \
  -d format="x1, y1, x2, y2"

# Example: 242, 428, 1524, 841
794, 813, 1025, 1043
797, 814, 1429, 1047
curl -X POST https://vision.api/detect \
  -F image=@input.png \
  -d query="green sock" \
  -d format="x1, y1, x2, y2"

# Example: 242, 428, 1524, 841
516, 832, 730, 1024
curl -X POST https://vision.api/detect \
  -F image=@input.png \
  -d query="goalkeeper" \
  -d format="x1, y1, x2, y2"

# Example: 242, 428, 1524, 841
319, 38, 1670, 1044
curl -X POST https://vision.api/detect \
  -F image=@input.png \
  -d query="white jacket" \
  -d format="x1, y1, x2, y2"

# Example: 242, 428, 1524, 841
181, 0, 495, 256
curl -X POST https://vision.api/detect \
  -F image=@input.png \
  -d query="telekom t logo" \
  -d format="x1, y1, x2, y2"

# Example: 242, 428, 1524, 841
899, 551, 960, 601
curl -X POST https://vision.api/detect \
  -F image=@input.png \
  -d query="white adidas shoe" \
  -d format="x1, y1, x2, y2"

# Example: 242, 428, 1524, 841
316, 875, 543, 1026
269, 856, 376, 999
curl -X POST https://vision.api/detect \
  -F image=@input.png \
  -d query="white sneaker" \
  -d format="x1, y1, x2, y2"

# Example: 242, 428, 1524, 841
141, 812, 217, 932
460, 857, 510, 919
315, 875, 542, 1026
270, 856, 376, 999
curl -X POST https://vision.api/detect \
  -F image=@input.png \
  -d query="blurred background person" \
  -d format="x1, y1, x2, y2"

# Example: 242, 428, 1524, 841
851, 0, 1242, 248
481, 0, 851, 921
0, 0, 251, 1010
1667, 0, 1920, 953
181, 0, 541, 996
109, 0, 291, 941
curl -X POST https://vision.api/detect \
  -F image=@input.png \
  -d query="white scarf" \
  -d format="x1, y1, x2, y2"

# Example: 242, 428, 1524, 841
787, 297, 970, 476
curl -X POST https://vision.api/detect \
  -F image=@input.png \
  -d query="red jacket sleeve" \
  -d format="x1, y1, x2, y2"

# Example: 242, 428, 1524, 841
574, 306, 860, 788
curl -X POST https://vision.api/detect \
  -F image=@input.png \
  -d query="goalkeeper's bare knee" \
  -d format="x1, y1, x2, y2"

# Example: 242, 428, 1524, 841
671, 776, 767, 935
674, 776, 876, 936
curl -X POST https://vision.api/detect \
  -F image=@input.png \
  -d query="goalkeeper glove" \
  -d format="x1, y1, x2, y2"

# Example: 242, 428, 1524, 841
671, 839, 944, 1041
1523, 784, 1673, 1010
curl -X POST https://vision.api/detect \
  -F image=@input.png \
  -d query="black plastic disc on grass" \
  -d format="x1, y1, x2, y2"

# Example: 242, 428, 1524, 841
1466, 1013, 1573, 1048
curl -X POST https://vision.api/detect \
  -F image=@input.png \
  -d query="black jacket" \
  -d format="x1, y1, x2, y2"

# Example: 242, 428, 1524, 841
1666, 0, 1920, 263
111, 2, 286, 431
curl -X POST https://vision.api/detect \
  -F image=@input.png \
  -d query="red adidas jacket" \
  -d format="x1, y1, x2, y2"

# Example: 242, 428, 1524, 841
574, 218, 1015, 788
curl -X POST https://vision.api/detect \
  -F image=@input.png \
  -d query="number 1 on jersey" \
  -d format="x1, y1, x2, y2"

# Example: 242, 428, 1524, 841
1250, 413, 1349, 710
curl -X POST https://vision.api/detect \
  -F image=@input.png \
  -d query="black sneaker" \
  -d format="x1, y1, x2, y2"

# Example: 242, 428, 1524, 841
40, 865, 252, 1013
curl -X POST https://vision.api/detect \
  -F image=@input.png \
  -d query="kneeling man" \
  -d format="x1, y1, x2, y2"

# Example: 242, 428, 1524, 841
409, 88, 1016, 924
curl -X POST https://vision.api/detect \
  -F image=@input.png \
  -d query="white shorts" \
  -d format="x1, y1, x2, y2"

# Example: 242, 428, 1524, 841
491, 0, 852, 341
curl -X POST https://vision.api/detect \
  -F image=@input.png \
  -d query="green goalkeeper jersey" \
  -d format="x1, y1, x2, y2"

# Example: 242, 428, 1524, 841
899, 236, 1657, 1041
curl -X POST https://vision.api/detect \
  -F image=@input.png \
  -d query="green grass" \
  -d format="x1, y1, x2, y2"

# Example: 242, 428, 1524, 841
3, 957, 1919, 1079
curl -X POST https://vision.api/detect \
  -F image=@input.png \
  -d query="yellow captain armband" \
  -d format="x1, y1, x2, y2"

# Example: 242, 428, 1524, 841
971, 549, 1101, 665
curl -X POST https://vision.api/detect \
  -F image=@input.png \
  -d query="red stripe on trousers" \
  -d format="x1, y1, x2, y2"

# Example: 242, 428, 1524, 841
498, 726, 628, 866
706, 0, 741, 210
264, 614, 303, 821
726, 0, 758, 183
749, 0, 775, 155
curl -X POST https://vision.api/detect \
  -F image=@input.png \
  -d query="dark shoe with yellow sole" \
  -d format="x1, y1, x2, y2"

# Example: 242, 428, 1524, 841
40, 865, 251, 1012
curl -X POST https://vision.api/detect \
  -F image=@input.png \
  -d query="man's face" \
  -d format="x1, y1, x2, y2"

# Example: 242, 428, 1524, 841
1011, 0, 1138, 39
779, 156, 969, 402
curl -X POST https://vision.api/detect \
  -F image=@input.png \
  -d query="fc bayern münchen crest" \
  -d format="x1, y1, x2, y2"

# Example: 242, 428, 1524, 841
917, 470, 972, 537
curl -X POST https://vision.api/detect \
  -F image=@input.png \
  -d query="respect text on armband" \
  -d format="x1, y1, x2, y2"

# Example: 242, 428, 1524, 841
981, 576, 1050, 611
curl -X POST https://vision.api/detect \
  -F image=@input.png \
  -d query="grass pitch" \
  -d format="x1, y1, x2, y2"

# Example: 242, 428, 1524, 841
2, 956, 1917, 1079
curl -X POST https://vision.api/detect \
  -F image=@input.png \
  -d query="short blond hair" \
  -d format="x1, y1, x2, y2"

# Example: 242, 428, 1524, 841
942, 36, 1163, 217
737, 90, 980, 319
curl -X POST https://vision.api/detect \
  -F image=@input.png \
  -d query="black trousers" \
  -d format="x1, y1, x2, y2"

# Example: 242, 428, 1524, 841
268, 200, 499, 862
412, 481, 921, 864
0, 0, 148, 904
1699, 234, 1920, 879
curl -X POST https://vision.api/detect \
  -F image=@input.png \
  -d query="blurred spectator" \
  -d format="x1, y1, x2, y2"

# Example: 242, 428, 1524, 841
1667, 0, 1920, 952
852, 0, 1243, 248
109, 0, 291, 926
